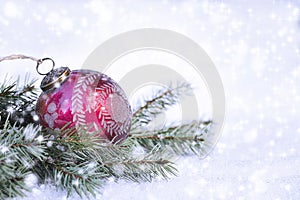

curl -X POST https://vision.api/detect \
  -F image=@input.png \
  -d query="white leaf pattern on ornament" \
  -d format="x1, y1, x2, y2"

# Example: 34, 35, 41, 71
47, 102, 57, 113
72, 73, 100, 127
93, 122, 98, 130
71, 71, 131, 141
85, 74, 99, 113
72, 75, 88, 126
44, 103, 59, 128
96, 77, 131, 137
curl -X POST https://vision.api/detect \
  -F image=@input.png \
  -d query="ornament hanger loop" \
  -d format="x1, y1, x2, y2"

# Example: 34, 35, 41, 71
36, 58, 55, 75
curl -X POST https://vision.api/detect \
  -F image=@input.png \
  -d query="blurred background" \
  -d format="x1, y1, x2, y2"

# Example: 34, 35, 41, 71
0, 0, 300, 199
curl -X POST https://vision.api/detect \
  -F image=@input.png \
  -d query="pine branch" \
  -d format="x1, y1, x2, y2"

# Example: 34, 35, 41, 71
33, 147, 108, 198
129, 120, 212, 156
32, 130, 111, 198
0, 78, 39, 128
0, 73, 212, 199
0, 122, 45, 199
101, 146, 177, 182
131, 83, 192, 130
33, 129, 177, 198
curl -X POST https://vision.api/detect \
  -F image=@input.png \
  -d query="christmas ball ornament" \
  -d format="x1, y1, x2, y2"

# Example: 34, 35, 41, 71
36, 64, 132, 143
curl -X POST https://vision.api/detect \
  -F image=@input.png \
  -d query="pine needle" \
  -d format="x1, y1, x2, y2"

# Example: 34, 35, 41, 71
0, 121, 45, 199
131, 83, 192, 130
0, 77, 38, 128
129, 120, 212, 156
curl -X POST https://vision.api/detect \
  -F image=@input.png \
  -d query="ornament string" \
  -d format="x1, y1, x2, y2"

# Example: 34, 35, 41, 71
0, 54, 40, 63
0, 54, 55, 75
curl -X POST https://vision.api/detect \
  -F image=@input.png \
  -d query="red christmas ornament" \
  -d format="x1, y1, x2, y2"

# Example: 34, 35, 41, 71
36, 67, 132, 143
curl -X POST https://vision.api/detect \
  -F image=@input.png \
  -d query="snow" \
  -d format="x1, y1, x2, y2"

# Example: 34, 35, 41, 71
0, 0, 299, 199
33, 114, 39, 121
24, 124, 39, 141
6, 106, 14, 113
46, 140, 53, 147
35, 135, 44, 143
1, 146, 9, 154
24, 174, 38, 188
3, 2, 19, 18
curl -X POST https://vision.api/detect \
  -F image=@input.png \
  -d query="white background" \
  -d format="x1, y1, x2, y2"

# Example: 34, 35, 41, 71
0, 0, 300, 199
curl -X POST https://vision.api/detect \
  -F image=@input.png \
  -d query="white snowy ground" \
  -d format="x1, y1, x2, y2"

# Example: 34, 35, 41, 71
1, 0, 300, 199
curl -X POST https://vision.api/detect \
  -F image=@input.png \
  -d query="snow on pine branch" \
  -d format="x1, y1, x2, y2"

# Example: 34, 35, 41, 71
131, 82, 192, 130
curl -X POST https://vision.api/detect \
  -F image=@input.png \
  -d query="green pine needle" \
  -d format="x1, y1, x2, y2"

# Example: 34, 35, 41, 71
0, 122, 45, 199
129, 120, 212, 156
131, 83, 192, 130
0, 76, 38, 128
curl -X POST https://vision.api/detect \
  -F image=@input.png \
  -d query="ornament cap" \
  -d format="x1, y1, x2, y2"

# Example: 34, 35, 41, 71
40, 67, 71, 91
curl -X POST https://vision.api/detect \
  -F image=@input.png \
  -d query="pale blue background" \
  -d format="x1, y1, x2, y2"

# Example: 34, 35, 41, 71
0, 0, 299, 199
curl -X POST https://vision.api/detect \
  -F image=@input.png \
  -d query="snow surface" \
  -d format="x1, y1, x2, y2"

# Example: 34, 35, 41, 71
0, 0, 300, 199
